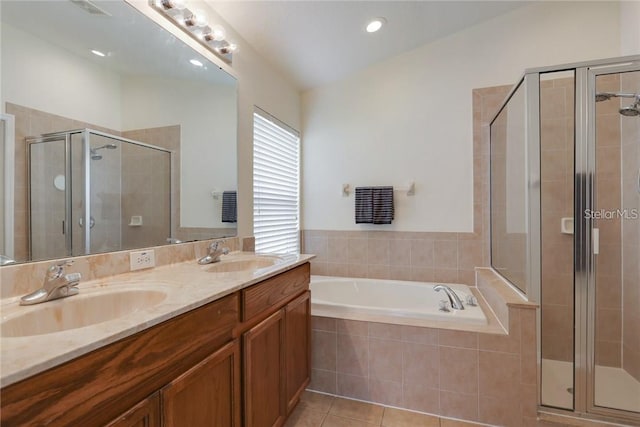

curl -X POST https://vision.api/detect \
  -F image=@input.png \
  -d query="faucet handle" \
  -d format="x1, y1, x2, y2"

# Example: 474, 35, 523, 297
439, 300, 451, 312
465, 294, 478, 307
47, 260, 74, 279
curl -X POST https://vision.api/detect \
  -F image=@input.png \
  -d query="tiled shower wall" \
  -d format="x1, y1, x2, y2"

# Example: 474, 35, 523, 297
121, 126, 177, 250
302, 85, 512, 285
620, 71, 640, 382
539, 76, 576, 364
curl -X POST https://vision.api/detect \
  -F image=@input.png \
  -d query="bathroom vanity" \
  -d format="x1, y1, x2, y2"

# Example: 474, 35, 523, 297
0, 257, 311, 427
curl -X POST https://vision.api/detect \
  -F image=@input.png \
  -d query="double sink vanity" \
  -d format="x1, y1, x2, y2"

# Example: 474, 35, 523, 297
0, 251, 314, 426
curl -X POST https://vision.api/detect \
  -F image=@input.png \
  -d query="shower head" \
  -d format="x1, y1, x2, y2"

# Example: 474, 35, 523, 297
620, 103, 640, 117
619, 95, 640, 117
90, 143, 118, 160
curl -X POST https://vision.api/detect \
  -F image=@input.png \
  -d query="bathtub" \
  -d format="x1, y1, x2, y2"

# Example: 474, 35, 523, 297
310, 275, 487, 326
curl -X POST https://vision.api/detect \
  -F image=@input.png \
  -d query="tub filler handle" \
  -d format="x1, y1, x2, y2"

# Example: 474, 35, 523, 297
438, 300, 451, 312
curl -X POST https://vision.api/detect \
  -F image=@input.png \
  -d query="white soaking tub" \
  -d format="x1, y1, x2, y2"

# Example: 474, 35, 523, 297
310, 275, 487, 326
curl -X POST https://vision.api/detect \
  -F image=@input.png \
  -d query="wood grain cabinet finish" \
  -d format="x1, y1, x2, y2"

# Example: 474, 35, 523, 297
241, 265, 311, 427
243, 310, 287, 427
162, 340, 241, 427
284, 291, 311, 413
106, 392, 161, 427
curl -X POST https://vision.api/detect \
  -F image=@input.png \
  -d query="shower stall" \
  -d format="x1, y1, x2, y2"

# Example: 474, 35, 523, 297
490, 55, 640, 424
27, 129, 172, 261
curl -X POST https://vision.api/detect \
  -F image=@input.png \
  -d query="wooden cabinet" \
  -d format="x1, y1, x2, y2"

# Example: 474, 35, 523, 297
0, 262, 311, 427
106, 393, 161, 427
162, 340, 241, 427
240, 264, 311, 427
243, 310, 286, 427
284, 291, 311, 413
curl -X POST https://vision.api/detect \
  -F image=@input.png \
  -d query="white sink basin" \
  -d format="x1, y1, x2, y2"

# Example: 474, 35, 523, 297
206, 257, 280, 273
1, 289, 168, 338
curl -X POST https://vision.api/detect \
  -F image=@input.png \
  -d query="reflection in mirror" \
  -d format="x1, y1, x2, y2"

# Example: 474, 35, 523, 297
0, 0, 238, 264
490, 81, 528, 295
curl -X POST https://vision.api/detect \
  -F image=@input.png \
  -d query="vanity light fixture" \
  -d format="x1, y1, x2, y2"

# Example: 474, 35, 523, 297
91, 49, 106, 57
150, 0, 235, 64
189, 59, 203, 67
366, 17, 386, 33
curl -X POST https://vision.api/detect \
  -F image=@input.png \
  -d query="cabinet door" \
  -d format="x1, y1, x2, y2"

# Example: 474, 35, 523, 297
106, 392, 160, 427
285, 291, 311, 414
162, 340, 241, 427
243, 309, 286, 427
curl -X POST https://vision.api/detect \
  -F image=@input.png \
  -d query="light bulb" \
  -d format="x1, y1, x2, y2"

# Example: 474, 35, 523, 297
210, 25, 225, 41
189, 59, 203, 67
91, 49, 106, 57
366, 18, 386, 33
185, 10, 207, 27
160, 0, 186, 10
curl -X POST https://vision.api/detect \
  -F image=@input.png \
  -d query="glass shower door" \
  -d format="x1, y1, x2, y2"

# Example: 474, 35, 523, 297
28, 135, 69, 260
592, 70, 640, 414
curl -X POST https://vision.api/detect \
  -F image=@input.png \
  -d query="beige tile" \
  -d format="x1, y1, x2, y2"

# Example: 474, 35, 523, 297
311, 369, 337, 394
369, 338, 403, 382
389, 239, 411, 266
439, 330, 478, 349
401, 326, 439, 345
348, 239, 368, 264
434, 240, 458, 269
337, 334, 369, 376
284, 404, 326, 427
328, 238, 349, 263
368, 239, 390, 265
410, 239, 434, 267
321, 415, 378, 427
313, 330, 337, 371
337, 374, 370, 401
369, 378, 403, 407
402, 382, 440, 414
299, 391, 335, 414
337, 320, 369, 336
439, 347, 478, 394
440, 419, 484, 427
381, 407, 439, 427
369, 323, 404, 340
402, 342, 439, 387
313, 316, 337, 332
478, 350, 521, 398
478, 395, 521, 427
440, 390, 478, 422
328, 398, 384, 424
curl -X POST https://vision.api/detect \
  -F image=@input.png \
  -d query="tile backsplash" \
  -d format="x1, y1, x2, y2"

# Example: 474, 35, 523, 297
0, 237, 240, 299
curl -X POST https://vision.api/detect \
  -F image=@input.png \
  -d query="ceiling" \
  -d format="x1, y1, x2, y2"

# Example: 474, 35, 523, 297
211, 1, 531, 90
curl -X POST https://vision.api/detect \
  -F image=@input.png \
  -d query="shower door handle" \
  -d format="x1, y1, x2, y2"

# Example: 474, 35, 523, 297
78, 216, 95, 229
593, 228, 599, 255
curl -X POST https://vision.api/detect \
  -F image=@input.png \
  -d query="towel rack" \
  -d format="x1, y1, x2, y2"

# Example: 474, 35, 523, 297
342, 181, 415, 197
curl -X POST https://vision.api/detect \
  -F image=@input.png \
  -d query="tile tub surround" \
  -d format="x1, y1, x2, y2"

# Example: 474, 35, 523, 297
0, 246, 313, 387
309, 266, 538, 426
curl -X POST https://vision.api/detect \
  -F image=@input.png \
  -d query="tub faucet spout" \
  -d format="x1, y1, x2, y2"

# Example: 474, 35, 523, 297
434, 284, 464, 310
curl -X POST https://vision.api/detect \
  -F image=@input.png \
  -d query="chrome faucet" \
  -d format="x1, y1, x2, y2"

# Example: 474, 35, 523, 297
20, 260, 81, 306
434, 284, 465, 310
197, 240, 230, 265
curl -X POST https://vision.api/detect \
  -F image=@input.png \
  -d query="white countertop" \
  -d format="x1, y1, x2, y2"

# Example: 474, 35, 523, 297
0, 252, 314, 388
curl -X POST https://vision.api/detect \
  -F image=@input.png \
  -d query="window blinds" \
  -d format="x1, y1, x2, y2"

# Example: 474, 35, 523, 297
253, 111, 300, 254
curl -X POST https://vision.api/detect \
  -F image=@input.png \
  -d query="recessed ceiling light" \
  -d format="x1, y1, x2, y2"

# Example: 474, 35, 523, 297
190, 59, 204, 67
91, 49, 106, 57
366, 18, 386, 33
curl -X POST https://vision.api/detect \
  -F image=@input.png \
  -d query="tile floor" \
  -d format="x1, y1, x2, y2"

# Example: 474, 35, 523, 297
285, 391, 486, 427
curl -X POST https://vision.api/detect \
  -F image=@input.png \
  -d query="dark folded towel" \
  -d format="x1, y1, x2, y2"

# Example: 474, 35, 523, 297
355, 186, 394, 224
221, 191, 237, 223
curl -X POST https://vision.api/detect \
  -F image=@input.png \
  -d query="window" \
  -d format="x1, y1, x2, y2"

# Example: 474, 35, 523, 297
253, 109, 300, 254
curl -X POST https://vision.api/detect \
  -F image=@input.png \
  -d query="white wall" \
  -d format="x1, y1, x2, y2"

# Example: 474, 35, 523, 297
1, 24, 122, 130
620, 1, 640, 56
302, 1, 622, 232
121, 76, 237, 229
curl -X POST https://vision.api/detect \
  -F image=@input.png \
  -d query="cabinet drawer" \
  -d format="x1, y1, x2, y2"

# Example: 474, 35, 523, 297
242, 264, 309, 321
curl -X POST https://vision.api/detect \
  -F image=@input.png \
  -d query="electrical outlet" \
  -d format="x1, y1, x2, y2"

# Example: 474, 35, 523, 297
130, 250, 155, 271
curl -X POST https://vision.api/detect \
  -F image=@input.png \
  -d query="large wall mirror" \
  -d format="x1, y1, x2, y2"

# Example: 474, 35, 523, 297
0, 0, 238, 264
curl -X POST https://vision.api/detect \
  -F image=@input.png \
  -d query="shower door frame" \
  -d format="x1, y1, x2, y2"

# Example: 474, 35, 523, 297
26, 128, 173, 259
575, 60, 640, 422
